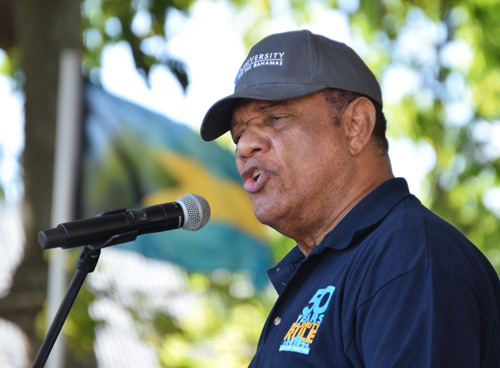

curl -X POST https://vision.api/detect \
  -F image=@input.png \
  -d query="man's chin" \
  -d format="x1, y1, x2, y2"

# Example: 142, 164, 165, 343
252, 205, 283, 230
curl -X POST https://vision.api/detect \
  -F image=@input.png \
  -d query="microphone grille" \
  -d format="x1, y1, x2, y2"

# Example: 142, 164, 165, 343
177, 193, 211, 231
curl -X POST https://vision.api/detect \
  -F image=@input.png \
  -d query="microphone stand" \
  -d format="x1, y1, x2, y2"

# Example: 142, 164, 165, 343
32, 231, 138, 368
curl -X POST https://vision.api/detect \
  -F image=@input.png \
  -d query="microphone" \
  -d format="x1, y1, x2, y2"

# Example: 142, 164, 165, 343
38, 193, 211, 250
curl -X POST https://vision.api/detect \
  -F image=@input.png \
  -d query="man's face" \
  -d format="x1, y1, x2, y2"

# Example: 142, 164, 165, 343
230, 91, 354, 237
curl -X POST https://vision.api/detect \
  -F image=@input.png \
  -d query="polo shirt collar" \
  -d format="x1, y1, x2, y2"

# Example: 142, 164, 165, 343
319, 177, 413, 251
267, 178, 413, 294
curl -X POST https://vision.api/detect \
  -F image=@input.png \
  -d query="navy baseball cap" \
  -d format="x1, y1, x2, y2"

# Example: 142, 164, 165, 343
200, 30, 382, 141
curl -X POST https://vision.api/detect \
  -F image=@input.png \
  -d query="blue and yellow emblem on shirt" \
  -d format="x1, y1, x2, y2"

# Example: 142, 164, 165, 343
279, 285, 336, 355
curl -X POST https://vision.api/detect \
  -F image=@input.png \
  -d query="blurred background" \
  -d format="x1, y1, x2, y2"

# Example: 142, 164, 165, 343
1, 0, 499, 367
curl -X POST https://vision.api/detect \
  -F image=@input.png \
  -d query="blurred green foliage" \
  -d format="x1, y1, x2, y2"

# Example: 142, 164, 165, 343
81, 0, 196, 89
348, 0, 500, 274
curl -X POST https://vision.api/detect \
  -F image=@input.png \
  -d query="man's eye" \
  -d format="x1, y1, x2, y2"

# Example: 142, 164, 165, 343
269, 115, 285, 124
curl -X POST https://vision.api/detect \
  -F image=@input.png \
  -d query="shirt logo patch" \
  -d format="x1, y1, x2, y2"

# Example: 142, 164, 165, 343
279, 285, 335, 355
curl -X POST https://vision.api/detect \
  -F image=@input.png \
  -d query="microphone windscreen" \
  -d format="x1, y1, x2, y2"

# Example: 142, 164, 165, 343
177, 193, 211, 231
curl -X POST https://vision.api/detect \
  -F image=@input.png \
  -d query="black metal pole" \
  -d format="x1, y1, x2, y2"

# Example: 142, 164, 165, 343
32, 246, 101, 368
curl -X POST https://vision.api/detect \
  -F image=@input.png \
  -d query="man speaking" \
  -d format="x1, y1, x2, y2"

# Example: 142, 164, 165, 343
200, 30, 500, 367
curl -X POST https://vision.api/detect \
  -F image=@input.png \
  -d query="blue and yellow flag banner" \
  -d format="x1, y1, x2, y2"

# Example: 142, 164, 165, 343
81, 83, 273, 287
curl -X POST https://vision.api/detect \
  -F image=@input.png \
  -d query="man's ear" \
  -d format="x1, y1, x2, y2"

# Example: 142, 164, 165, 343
343, 97, 376, 156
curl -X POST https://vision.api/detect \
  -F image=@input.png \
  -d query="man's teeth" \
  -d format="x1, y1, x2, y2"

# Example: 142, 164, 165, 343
252, 169, 262, 181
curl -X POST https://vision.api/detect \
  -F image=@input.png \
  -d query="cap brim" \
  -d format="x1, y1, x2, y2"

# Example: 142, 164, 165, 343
200, 83, 327, 141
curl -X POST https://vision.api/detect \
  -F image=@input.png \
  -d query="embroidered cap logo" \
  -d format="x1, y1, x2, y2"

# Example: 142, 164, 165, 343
234, 52, 286, 86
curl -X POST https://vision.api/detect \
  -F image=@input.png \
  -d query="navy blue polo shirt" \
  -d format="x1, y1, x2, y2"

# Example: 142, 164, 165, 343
249, 178, 500, 367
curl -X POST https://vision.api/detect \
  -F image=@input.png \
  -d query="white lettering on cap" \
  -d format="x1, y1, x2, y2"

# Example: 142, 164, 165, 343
234, 51, 285, 85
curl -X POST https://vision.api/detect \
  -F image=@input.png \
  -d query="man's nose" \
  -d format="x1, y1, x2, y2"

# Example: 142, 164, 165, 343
235, 128, 269, 159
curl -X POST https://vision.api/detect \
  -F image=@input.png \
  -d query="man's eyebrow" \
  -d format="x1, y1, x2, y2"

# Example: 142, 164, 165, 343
235, 99, 289, 112
230, 100, 290, 131
255, 100, 288, 111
